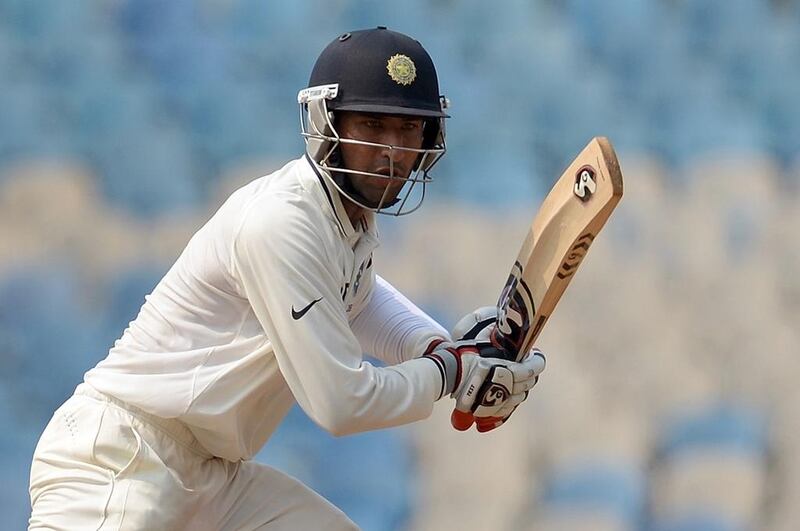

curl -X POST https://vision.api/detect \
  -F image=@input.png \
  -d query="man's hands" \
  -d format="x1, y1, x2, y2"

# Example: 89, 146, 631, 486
422, 306, 546, 433
451, 345, 544, 432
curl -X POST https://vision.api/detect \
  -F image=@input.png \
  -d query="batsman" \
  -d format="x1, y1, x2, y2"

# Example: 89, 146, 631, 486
28, 27, 545, 530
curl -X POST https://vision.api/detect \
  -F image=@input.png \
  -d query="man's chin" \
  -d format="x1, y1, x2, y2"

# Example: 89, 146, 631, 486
354, 182, 402, 206
362, 193, 402, 209
334, 171, 405, 209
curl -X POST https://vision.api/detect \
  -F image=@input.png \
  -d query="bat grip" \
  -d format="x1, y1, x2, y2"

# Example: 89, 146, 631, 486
488, 328, 521, 361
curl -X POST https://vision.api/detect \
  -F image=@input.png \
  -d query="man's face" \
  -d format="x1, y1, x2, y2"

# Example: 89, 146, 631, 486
335, 111, 426, 208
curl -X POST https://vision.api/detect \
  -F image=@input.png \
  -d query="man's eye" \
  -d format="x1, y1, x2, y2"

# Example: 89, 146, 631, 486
365, 120, 382, 128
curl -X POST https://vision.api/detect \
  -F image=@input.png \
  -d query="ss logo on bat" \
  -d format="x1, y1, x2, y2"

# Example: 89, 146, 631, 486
574, 166, 597, 201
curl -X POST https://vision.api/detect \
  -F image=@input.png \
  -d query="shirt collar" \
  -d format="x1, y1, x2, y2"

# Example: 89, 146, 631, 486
299, 155, 379, 245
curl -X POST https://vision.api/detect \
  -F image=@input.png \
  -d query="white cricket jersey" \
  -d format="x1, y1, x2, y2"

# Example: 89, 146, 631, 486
85, 156, 449, 461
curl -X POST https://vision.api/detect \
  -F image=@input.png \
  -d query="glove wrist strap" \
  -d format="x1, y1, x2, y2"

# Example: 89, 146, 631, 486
422, 346, 460, 399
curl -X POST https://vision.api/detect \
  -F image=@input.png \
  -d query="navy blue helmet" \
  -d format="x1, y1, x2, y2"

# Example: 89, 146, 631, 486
298, 27, 448, 216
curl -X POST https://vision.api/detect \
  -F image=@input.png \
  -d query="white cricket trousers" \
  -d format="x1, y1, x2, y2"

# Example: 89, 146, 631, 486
29, 383, 359, 530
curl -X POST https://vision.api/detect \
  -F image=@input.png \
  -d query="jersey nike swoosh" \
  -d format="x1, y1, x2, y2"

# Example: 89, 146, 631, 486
291, 297, 323, 320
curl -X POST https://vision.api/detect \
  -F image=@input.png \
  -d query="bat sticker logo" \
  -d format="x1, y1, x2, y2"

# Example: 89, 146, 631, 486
557, 233, 594, 279
496, 261, 534, 356
574, 166, 597, 201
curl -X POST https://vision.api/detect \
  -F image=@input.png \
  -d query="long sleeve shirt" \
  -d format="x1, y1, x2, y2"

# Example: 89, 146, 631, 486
85, 155, 449, 461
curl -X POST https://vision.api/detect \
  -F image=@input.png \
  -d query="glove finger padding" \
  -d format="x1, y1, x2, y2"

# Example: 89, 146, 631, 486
513, 376, 540, 395
475, 415, 508, 433
494, 391, 528, 418
510, 350, 545, 393
474, 391, 529, 433
509, 348, 546, 378
451, 306, 498, 341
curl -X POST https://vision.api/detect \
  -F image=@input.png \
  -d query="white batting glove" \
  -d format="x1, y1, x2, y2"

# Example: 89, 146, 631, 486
451, 305, 499, 342
447, 306, 546, 432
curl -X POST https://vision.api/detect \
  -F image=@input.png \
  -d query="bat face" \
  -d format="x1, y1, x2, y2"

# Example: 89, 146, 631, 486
450, 137, 624, 432
494, 137, 624, 361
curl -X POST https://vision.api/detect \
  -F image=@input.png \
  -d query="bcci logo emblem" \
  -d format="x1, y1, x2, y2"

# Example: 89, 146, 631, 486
387, 54, 416, 86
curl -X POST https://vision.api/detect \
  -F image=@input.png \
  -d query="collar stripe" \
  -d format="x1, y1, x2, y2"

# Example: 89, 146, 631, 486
304, 154, 346, 236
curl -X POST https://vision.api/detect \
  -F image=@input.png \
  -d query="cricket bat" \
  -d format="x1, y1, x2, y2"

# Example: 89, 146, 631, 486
452, 137, 624, 430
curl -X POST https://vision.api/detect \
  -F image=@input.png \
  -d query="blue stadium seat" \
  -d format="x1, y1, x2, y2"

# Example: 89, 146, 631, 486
96, 125, 200, 216
225, 1, 312, 43
680, 0, 771, 60
1, 0, 104, 43
0, 262, 166, 528
657, 404, 767, 459
99, 265, 165, 349
67, 80, 159, 146
648, 511, 744, 531
316, 429, 413, 531
440, 134, 543, 206
0, 33, 20, 79
746, 28, 800, 165
40, 33, 128, 87
257, 405, 414, 531
254, 406, 325, 487
115, 0, 233, 112
11, 4, 118, 88
564, 0, 666, 79
0, 388, 41, 530
537, 459, 646, 529
0, 84, 43, 157
339, 2, 433, 38
0, 84, 70, 163
186, 82, 297, 171
649, 403, 768, 530
0, 263, 103, 425
115, 0, 200, 48
222, 2, 324, 96
66, 80, 201, 216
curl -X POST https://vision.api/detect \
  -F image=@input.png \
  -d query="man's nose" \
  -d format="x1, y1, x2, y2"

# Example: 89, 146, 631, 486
379, 133, 404, 163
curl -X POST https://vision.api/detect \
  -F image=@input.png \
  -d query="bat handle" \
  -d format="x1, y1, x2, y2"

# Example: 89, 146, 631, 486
489, 328, 522, 361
